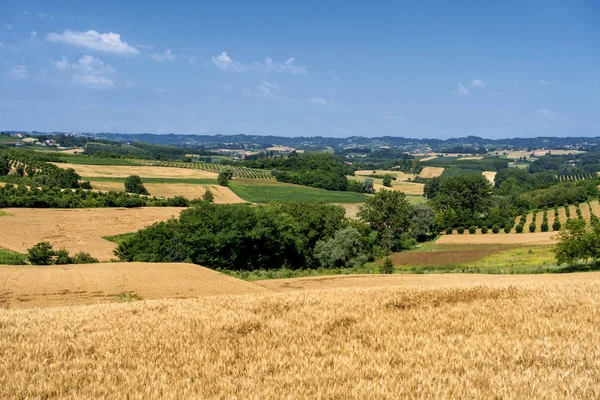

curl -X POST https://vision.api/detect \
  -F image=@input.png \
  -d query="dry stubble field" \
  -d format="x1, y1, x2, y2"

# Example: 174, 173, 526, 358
50, 163, 218, 179
1, 272, 599, 398
0, 207, 184, 260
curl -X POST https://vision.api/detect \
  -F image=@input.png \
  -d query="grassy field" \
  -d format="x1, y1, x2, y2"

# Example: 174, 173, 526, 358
58, 156, 141, 166
2, 274, 600, 397
228, 180, 369, 203
0, 247, 26, 265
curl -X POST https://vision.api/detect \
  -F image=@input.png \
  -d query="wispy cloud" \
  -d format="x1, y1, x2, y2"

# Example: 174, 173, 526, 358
53, 55, 117, 88
537, 108, 561, 121
471, 78, 484, 88
310, 97, 327, 105
456, 82, 470, 95
30, 30, 37, 39
37, 13, 54, 19
46, 29, 139, 55
258, 82, 279, 99
211, 51, 308, 75
8, 65, 28, 79
180, 53, 197, 65
539, 79, 561, 85
382, 110, 404, 120
150, 49, 175, 62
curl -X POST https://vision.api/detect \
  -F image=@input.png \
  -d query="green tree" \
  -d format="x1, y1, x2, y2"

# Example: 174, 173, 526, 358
410, 204, 437, 241
382, 175, 393, 187
27, 242, 56, 265
124, 175, 149, 195
314, 227, 368, 268
554, 218, 595, 266
54, 248, 72, 265
431, 174, 493, 227
380, 257, 394, 274
0, 155, 9, 176
358, 189, 413, 252
217, 168, 234, 186
202, 189, 215, 203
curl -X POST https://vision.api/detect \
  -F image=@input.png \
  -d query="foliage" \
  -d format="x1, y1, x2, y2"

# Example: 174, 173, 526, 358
382, 175, 393, 187
347, 177, 375, 194
217, 167, 234, 186
469, 226, 476, 234
481, 226, 489, 234
553, 219, 561, 231
410, 204, 437, 241
554, 218, 600, 266
529, 222, 536, 233
0, 247, 27, 265
457, 227, 465, 234
55, 248, 71, 265
115, 201, 351, 270
445, 227, 453, 235
0, 154, 9, 176
71, 251, 100, 264
380, 257, 394, 274
124, 175, 149, 195
27, 242, 56, 265
202, 189, 215, 203
358, 189, 413, 252
515, 224, 524, 233
492, 225, 500, 234
314, 227, 368, 268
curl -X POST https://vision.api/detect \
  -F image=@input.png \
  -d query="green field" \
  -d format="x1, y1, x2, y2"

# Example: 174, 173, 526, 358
440, 167, 482, 178
0, 210, 8, 217
59, 156, 140, 166
85, 177, 218, 184
229, 181, 369, 203
0, 247, 27, 265
103, 233, 137, 245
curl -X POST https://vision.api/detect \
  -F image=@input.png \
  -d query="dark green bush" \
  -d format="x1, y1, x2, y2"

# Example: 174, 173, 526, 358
457, 227, 465, 234
481, 226, 489, 234
27, 242, 56, 265
380, 257, 394, 274
445, 227, 453, 235
541, 221, 549, 232
468, 226, 476, 234
492, 224, 500, 234
71, 251, 99, 264
529, 222, 536, 232
515, 224, 524, 233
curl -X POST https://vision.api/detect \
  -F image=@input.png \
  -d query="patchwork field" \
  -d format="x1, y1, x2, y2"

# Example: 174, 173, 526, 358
0, 262, 267, 309
419, 166, 444, 178
354, 170, 416, 181
348, 175, 424, 194
437, 231, 556, 245
89, 181, 245, 203
0, 207, 185, 260
1, 274, 600, 398
51, 163, 218, 179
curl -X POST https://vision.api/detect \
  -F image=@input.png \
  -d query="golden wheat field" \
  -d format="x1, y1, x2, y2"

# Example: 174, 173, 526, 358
419, 166, 445, 178
1, 273, 600, 398
88, 181, 245, 203
50, 163, 218, 179
0, 207, 184, 260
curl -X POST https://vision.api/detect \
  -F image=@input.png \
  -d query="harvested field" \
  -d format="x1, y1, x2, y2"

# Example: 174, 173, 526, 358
437, 231, 556, 245
390, 245, 512, 266
498, 149, 585, 159
389, 181, 424, 194
0, 207, 184, 260
418, 156, 437, 162
482, 171, 497, 185
2, 274, 600, 397
457, 156, 483, 160
354, 170, 416, 181
88, 181, 245, 203
0, 262, 268, 309
335, 203, 362, 219
50, 163, 218, 179
419, 166, 444, 178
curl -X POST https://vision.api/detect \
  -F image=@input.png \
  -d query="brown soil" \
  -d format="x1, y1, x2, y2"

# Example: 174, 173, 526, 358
437, 231, 556, 245
0, 207, 185, 260
390, 245, 512, 266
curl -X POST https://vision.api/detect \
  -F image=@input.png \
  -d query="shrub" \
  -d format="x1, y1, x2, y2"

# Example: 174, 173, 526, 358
314, 227, 367, 269
504, 226, 511, 234
445, 227, 453, 235
382, 175, 393, 187
492, 224, 500, 234
554, 207, 559, 217
529, 222, 536, 232
515, 224, 524, 233
202, 189, 215, 203
565, 206, 571, 217
54, 248, 71, 265
27, 241, 56, 265
468, 226, 476, 234
124, 175, 149, 195
481, 225, 489, 234
457, 227, 465, 234
380, 257, 394, 274
541, 221, 549, 232
71, 251, 99, 264
217, 168, 234, 186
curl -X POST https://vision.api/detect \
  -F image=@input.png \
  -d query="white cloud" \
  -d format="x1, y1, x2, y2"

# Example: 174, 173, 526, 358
471, 78, 483, 88
382, 111, 404, 120
9, 65, 28, 78
261, 81, 277, 89
38, 13, 54, 19
537, 108, 560, 121
180, 53, 197, 65
74, 74, 114, 88
310, 97, 327, 105
258, 83, 279, 99
46, 29, 139, 55
211, 51, 308, 75
456, 82, 470, 95
125, 80, 136, 87
30, 30, 37, 38
53, 56, 70, 71
150, 48, 175, 62
73, 55, 116, 75
539, 79, 561, 85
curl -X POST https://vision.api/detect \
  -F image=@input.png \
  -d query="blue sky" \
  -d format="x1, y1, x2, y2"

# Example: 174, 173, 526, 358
1, 0, 599, 138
